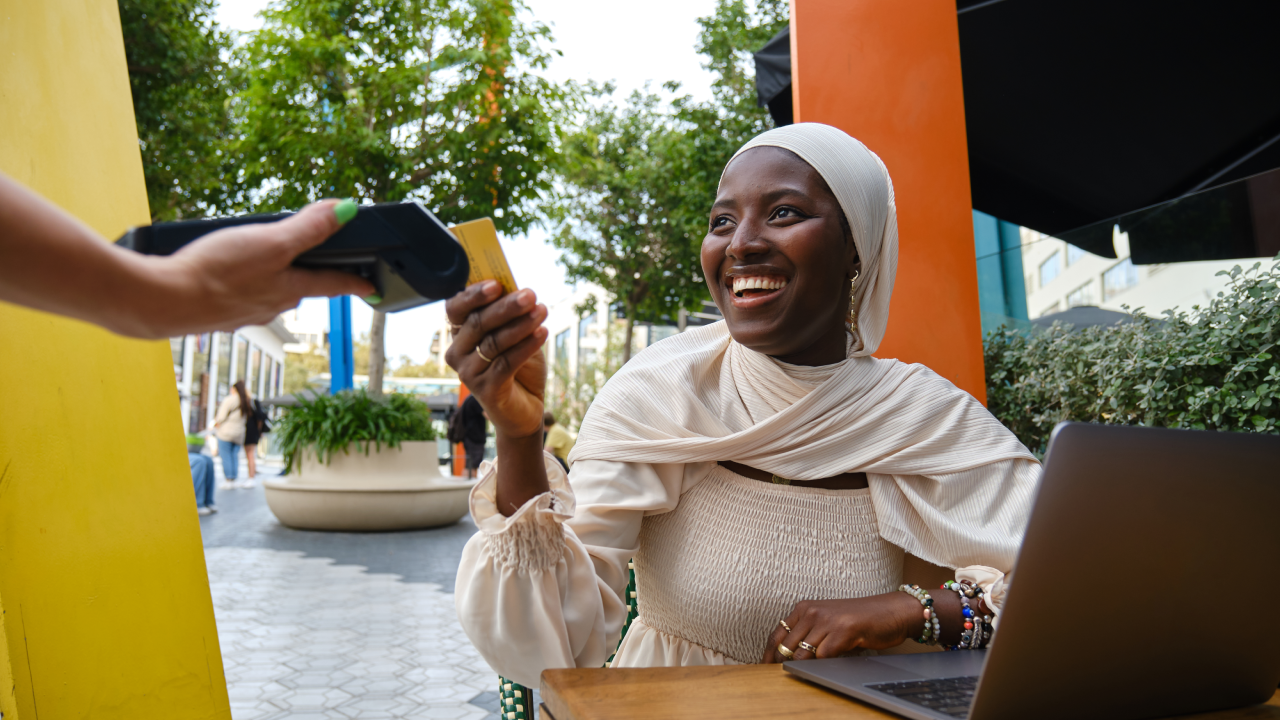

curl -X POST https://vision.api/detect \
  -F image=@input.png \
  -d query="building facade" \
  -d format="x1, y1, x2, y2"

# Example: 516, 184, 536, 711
1021, 226, 1250, 320
169, 317, 295, 434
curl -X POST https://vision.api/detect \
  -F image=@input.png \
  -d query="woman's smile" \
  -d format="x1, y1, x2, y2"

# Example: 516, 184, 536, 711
727, 269, 790, 308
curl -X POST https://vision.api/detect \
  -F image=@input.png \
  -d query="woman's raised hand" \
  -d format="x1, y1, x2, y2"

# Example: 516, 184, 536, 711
444, 281, 549, 440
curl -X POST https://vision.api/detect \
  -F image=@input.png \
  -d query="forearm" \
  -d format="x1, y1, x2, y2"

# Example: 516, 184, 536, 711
0, 173, 173, 337
494, 430, 552, 516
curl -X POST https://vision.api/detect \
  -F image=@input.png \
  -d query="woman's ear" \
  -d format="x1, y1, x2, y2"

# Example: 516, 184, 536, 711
847, 251, 863, 283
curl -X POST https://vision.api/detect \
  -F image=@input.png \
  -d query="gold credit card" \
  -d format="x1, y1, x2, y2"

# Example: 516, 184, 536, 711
449, 217, 518, 295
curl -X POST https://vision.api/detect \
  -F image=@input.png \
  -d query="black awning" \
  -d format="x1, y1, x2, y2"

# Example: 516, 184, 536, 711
754, 1, 1280, 262
958, 0, 1280, 258
753, 27, 794, 128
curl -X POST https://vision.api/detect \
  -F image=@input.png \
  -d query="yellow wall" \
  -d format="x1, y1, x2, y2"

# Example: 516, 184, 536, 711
0, 1, 230, 717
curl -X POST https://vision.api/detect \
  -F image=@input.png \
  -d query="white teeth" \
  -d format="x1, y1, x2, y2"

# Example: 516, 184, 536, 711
731, 276, 788, 295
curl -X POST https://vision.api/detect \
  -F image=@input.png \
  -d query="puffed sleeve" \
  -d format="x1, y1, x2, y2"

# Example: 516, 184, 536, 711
454, 452, 698, 688
868, 457, 1042, 621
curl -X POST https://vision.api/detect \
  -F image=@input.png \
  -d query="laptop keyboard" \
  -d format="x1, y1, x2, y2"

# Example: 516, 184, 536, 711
866, 675, 979, 718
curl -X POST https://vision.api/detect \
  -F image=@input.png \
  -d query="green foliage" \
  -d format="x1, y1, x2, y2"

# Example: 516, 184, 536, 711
547, 1, 787, 362
119, 0, 237, 221
693, 0, 789, 116
549, 89, 709, 360
393, 355, 458, 378
274, 390, 438, 473
185, 433, 206, 447
985, 256, 1280, 456
230, 0, 569, 233
284, 350, 330, 394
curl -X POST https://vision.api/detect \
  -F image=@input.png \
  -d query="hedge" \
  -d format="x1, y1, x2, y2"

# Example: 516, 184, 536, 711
985, 254, 1280, 457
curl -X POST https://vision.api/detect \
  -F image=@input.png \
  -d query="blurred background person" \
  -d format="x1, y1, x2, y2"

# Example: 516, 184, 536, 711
543, 412, 574, 471
213, 380, 252, 489
457, 394, 488, 479
242, 395, 270, 483
190, 451, 216, 515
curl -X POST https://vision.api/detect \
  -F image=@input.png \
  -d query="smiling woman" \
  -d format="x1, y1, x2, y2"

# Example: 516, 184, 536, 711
444, 123, 1041, 688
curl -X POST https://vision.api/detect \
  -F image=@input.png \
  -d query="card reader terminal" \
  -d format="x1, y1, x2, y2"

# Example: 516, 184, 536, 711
115, 201, 471, 313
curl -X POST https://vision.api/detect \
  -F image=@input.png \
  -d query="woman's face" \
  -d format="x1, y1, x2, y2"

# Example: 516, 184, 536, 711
701, 147, 859, 362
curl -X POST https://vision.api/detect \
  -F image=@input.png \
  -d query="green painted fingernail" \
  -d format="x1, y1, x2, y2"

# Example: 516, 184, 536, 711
364, 294, 382, 304
335, 199, 358, 224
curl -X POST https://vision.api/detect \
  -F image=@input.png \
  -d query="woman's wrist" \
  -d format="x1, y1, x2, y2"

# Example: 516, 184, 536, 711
493, 427, 552, 516
99, 248, 193, 338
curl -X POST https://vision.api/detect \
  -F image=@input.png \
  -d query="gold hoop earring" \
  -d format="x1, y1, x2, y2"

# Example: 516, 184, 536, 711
847, 270, 861, 326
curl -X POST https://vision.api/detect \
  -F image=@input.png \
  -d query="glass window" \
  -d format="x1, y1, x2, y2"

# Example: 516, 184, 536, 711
578, 348, 597, 379
555, 329, 569, 367
1066, 244, 1088, 265
578, 312, 596, 340
1066, 281, 1095, 308
234, 337, 249, 383
189, 333, 212, 432
170, 337, 186, 385
215, 332, 232, 404
249, 346, 262, 396
1103, 259, 1140, 300
1039, 251, 1061, 287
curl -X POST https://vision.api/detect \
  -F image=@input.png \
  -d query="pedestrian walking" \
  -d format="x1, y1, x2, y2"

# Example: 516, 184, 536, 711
213, 380, 252, 488
456, 394, 488, 479
243, 397, 271, 483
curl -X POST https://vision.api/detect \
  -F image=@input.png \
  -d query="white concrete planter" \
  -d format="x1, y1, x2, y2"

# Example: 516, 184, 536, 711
263, 441, 474, 531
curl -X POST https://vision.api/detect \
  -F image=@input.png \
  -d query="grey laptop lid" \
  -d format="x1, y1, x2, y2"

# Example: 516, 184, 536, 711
971, 423, 1280, 720
785, 423, 1280, 720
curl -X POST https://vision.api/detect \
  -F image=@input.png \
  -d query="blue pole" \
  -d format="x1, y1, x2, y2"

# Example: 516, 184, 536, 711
328, 296, 354, 393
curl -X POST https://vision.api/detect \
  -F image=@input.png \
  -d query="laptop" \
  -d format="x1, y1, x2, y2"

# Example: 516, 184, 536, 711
784, 422, 1280, 720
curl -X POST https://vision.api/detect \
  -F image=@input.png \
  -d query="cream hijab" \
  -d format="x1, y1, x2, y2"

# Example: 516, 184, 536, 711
569, 123, 1039, 570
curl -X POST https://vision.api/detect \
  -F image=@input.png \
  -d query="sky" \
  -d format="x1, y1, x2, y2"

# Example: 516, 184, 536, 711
214, 0, 719, 363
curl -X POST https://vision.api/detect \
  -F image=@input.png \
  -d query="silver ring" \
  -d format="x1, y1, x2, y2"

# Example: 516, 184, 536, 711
777, 643, 796, 660
475, 346, 494, 364
778, 619, 792, 632
798, 641, 818, 654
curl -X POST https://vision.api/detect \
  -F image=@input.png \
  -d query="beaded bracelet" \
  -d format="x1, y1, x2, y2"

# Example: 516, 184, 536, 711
942, 580, 992, 650
899, 584, 941, 645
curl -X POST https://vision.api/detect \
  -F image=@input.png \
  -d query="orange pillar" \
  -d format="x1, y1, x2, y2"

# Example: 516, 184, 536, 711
452, 383, 470, 477
791, 0, 987, 402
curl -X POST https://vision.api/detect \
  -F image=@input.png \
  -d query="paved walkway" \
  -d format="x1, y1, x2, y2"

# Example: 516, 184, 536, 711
199, 454, 518, 720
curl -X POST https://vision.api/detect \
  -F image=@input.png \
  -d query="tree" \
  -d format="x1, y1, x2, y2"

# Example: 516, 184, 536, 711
393, 355, 458, 379
545, 1, 787, 365
119, 0, 238, 221
284, 350, 329, 394
232, 0, 570, 395
549, 89, 709, 363
660, 0, 788, 262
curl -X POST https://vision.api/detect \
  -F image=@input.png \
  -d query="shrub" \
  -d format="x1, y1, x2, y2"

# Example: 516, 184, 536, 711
985, 255, 1280, 456
274, 390, 437, 474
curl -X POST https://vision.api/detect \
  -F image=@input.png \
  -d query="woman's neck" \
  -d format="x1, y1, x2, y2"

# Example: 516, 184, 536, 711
769, 325, 850, 367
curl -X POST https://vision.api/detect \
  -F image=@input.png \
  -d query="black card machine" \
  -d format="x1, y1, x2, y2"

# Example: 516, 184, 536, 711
115, 201, 470, 313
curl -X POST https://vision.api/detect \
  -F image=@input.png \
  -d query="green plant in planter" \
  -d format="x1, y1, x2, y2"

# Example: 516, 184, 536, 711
274, 390, 437, 474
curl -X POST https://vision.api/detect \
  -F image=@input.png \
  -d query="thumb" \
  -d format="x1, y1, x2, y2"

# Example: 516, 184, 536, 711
273, 199, 357, 254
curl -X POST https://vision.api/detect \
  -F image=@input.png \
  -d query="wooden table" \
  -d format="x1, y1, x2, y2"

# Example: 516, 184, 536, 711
539, 665, 1280, 720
